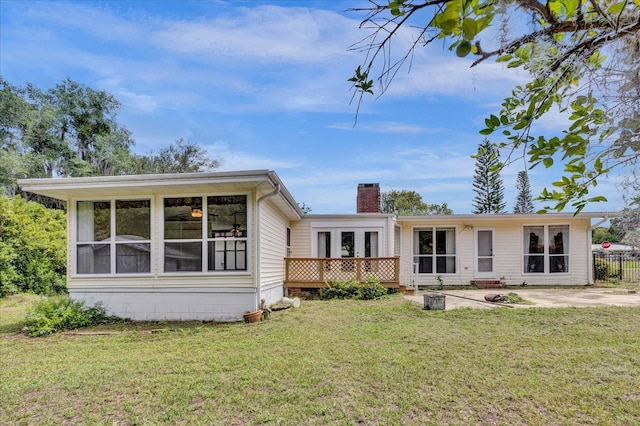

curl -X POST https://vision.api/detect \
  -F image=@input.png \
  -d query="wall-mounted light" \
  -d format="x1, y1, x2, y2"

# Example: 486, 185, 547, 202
190, 208, 203, 218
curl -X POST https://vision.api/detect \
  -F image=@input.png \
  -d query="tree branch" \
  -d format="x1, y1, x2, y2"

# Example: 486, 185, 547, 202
515, 0, 558, 24
471, 13, 637, 67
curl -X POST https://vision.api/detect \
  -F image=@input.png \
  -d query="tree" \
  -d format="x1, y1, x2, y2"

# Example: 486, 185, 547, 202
381, 189, 452, 215
472, 139, 506, 213
607, 175, 640, 247
0, 194, 66, 296
349, 1, 640, 212
298, 202, 313, 214
1, 78, 221, 206
513, 170, 535, 213
592, 225, 624, 244
0, 77, 136, 205
128, 138, 219, 174
613, 207, 640, 248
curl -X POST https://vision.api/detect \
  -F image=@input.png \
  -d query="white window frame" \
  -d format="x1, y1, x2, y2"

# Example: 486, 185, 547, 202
522, 224, 570, 275
160, 192, 251, 275
286, 226, 292, 257
413, 226, 457, 275
393, 225, 401, 257
72, 196, 154, 277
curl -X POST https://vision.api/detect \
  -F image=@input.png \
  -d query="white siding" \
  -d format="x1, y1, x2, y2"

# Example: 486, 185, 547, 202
399, 216, 593, 287
289, 221, 311, 257
67, 188, 260, 320
70, 287, 255, 321
258, 197, 289, 305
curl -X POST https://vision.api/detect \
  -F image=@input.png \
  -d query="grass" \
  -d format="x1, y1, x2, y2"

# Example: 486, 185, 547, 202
1, 295, 639, 425
502, 292, 534, 304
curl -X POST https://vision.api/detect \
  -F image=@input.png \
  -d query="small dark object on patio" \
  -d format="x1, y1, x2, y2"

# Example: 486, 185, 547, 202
484, 294, 505, 302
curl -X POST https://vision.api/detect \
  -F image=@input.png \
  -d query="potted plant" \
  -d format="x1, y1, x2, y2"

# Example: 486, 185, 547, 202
242, 309, 262, 323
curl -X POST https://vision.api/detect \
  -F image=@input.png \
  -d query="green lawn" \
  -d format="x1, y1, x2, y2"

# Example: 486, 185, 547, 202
1, 294, 639, 425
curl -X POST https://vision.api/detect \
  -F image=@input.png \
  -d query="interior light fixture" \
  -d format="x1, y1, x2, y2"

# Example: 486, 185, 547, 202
190, 208, 203, 218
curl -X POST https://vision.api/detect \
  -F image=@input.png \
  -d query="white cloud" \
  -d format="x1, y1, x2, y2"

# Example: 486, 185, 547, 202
206, 141, 303, 171
152, 6, 356, 64
328, 121, 438, 135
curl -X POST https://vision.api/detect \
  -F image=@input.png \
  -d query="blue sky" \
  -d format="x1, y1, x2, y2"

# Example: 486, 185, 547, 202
0, 0, 623, 214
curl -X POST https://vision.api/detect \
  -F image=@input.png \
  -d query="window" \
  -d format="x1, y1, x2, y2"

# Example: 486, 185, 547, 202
364, 231, 378, 257
286, 227, 292, 257
413, 227, 456, 274
163, 195, 248, 272
317, 232, 331, 258
523, 225, 569, 274
76, 199, 151, 274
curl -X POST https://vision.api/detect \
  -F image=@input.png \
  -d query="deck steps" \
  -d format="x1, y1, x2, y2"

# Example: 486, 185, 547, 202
399, 285, 415, 295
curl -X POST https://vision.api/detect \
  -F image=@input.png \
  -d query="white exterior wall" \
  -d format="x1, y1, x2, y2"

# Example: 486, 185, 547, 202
398, 221, 415, 286
399, 216, 593, 287
301, 215, 392, 258
66, 191, 260, 321
289, 220, 311, 257
70, 287, 255, 321
258, 197, 289, 306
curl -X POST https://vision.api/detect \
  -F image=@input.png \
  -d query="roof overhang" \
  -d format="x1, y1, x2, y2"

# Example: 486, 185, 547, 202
17, 170, 303, 220
394, 212, 621, 222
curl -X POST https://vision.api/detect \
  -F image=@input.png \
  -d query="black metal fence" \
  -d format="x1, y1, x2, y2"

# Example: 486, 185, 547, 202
593, 251, 640, 283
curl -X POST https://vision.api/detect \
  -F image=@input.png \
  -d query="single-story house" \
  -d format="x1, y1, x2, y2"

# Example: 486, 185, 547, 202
592, 243, 638, 253
18, 170, 617, 321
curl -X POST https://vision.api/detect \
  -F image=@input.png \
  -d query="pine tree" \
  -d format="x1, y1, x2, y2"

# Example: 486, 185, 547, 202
513, 170, 535, 213
472, 139, 505, 214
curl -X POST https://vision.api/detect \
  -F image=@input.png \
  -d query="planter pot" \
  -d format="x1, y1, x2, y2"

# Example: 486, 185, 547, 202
243, 310, 262, 323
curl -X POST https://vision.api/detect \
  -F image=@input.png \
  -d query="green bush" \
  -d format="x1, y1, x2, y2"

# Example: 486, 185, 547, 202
323, 279, 361, 299
0, 195, 66, 297
23, 296, 122, 337
358, 276, 388, 300
594, 259, 612, 281
324, 276, 388, 300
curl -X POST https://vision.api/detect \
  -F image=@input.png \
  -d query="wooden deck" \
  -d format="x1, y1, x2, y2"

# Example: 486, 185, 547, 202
284, 257, 400, 290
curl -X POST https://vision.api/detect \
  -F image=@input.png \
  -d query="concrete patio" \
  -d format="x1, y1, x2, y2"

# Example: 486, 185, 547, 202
406, 287, 640, 310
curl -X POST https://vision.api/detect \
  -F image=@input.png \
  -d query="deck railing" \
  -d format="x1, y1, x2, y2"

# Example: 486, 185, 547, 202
284, 257, 400, 288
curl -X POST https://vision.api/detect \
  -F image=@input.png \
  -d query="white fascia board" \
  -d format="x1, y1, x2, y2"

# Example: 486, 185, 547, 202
18, 169, 303, 220
18, 170, 272, 194
394, 212, 621, 222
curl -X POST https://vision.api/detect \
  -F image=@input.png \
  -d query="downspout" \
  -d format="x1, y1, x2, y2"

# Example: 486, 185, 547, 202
255, 182, 281, 310
587, 213, 609, 284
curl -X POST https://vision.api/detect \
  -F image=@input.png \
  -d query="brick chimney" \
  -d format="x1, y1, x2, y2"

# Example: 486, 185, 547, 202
357, 183, 380, 213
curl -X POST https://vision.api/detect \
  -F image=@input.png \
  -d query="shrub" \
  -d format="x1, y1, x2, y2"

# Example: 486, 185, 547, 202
358, 276, 388, 300
594, 259, 611, 281
323, 279, 361, 299
0, 195, 66, 297
323, 276, 388, 300
23, 296, 122, 337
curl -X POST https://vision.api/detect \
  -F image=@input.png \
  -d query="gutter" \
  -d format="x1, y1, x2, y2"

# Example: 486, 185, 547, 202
255, 182, 282, 310
587, 213, 610, 284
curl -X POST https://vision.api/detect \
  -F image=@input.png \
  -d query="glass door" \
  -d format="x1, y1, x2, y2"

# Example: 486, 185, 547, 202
475, 229, 494, 278
340, 230, 380, 258
341, 231, 355, 257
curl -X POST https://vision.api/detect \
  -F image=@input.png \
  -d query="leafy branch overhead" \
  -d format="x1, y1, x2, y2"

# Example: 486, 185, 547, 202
349, 0, 640, 212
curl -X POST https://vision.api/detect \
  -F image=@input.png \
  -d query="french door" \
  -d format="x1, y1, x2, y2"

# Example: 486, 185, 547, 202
340, 229, 380, 258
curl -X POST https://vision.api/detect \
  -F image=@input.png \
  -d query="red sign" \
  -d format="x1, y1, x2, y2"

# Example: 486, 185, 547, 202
601, 241, 611, 249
